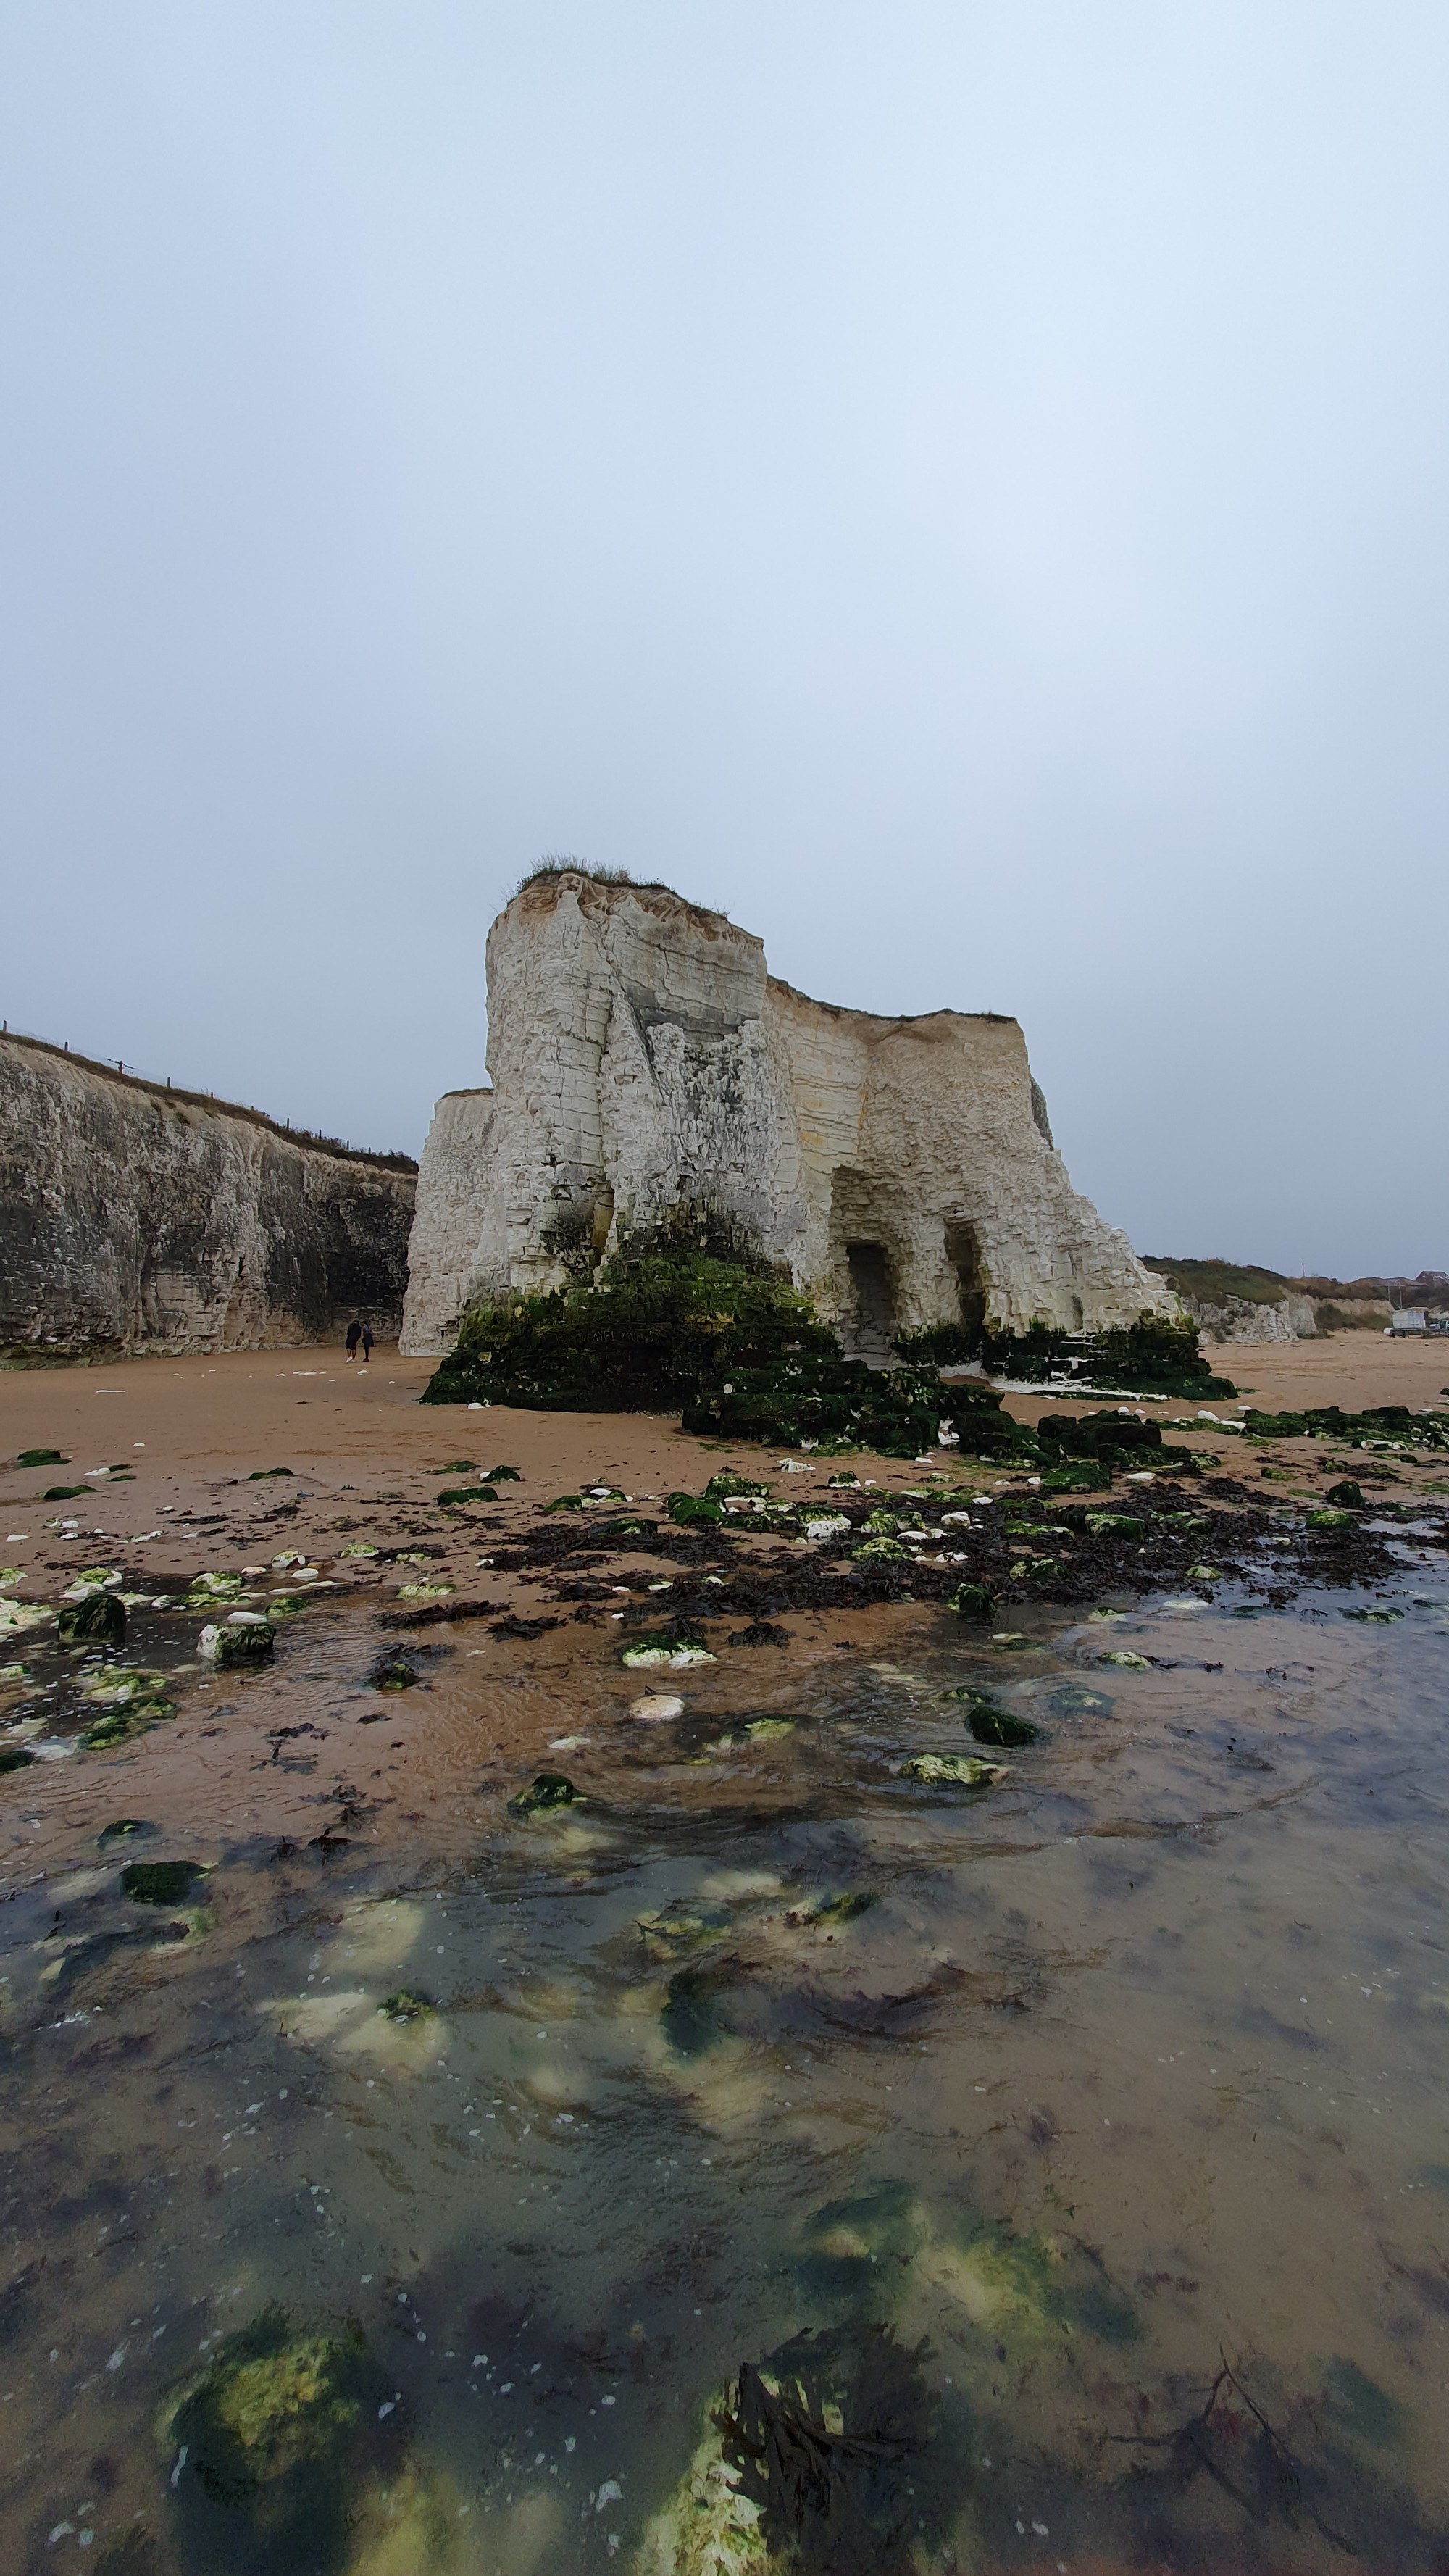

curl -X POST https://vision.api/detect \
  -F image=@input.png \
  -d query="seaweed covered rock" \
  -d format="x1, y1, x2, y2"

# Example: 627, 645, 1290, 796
959, 1696, 1040, 1748
1244, 1402, 1449, 1449
980, 1314, 1236, 1397
164, 2304, 393, 2568
687, 1356, 993, 1459
622, 1618, 716, 1670
199, 1617, 275, 1670
58, 1588, 126, 1647
945, 1582, 994, 1624
635, 2321, 939, 2576
898, 1752, 1007, 1788
79, 1668, 175, 1748
423, 1251, 835, 1409
122, 1858, 206, 1904
1035, 1409, 1165, 1477
507, 1772, 584, 1817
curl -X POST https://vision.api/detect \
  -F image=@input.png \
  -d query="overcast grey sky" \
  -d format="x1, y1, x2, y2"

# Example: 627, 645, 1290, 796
3, 4, 1445, 1277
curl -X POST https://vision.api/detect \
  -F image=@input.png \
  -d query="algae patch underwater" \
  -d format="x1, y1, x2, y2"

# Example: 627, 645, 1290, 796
163, 2304, 398, 2569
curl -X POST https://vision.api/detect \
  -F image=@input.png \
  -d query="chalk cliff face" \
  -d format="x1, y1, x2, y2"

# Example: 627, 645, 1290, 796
1, 1036, 416, 1359
401, 873, 1174, 1356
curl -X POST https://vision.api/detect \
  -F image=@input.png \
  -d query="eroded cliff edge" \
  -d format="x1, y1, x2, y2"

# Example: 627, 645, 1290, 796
401, 871, 1174, 1355
1, 1035, 416, 1360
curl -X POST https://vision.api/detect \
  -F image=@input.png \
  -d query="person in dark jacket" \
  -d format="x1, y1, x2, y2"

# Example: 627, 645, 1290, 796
345, 1321, 362, 1360
361, 1325, 375, 1364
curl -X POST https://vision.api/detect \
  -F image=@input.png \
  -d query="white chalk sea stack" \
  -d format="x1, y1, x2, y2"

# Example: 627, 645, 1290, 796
401, 871, 1174, 1356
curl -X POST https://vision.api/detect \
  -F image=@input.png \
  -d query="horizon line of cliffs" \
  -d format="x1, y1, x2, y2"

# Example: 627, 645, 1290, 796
1, 959, 1427, 1366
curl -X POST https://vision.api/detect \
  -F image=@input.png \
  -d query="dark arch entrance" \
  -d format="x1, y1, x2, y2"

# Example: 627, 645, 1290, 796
845, 1240, 895, 1366
945, 1220, 985, 1349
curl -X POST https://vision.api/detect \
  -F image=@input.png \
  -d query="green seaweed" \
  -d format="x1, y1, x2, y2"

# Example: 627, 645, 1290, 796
369, 1652, 417, 1692
507, 1771, 584, 1817
379, 1990, 434, 2022
1324, 1480, 1366, 1508
483, 1462, 522, 1480
425, 1250, 835, 1411
43, 1484, 91, 1501
209, 1621, 276, 1670
637, 1902, 733, 1961
785, 1890, 877, 1926
164, 2302, 390, 2570
1046, 1680, 1116, 1719
667, 1491, 724, 1525
58, 1589, 127, 1647
964, 1701, 1040, 1747
622, 1619, 715, 1668
98, 1817, 152, 1847
17, 1447, 67, 1468
945, 1582, 994, 1624
247, 1466, 295, 1479
435, 1483, 497, 1507
0, 1745, 36, 1775
898, 1751, 1007, 1787
1246, 1403, 1449, 1451
979, 1314, 1235, 1398
121, 1859, 205, 1904
79, 1670, 175, 1747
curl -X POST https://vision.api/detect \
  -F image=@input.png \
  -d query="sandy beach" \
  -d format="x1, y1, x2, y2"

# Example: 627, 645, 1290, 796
2, 1332, 1447, 2573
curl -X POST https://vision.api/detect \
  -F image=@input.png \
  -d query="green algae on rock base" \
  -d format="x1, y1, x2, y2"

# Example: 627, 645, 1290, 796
163, 2303, 393, 2570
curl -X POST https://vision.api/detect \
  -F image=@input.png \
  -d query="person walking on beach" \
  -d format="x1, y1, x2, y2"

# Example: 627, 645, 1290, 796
345, 1320, 362, 1361
360, 1324, 375, 1365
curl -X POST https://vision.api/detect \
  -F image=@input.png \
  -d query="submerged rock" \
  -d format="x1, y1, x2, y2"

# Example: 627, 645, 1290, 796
637, 1901, 733, 1962
960, 1698, 1040, 1748
122, 1859, 206, 1905
163, 2301, 393, 2563
378, 1989, 434, 2022
785, 1890, 877, 1927
507, 1772, 584, 1817
898, 1752, 1008, 1788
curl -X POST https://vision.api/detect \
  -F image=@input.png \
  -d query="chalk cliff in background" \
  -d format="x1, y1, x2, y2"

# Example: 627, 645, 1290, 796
400, 872, 1174, 1356
0, 1035, 416, 1360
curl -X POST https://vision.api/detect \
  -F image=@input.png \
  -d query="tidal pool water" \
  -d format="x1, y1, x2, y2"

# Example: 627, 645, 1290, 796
3, 1572, 1448, 2573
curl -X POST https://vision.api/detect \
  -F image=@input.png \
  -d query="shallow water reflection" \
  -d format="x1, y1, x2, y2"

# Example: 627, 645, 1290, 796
3, 1579, 1449, 2571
